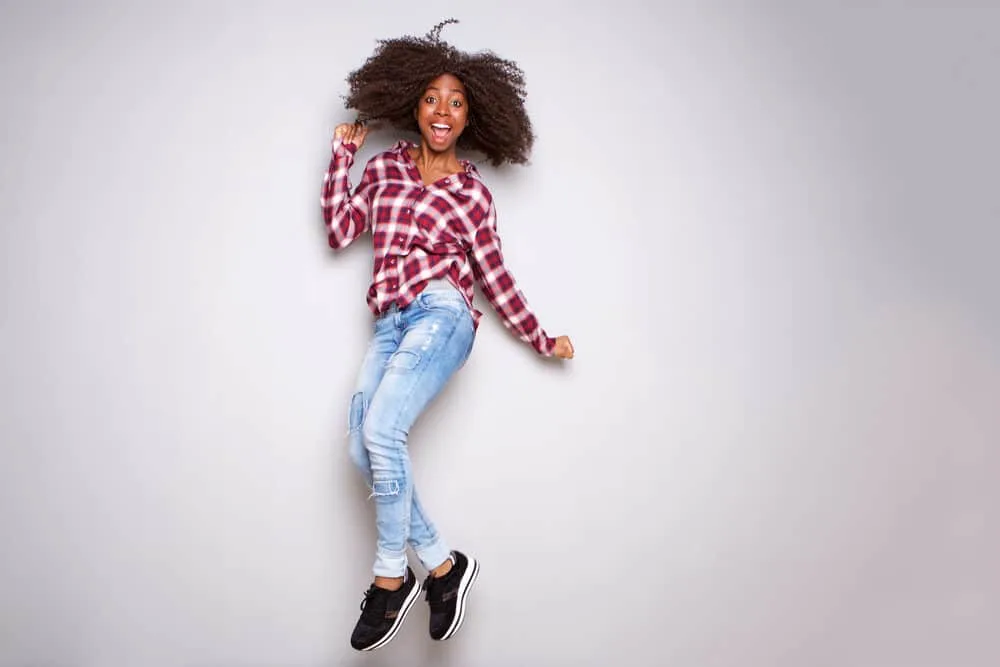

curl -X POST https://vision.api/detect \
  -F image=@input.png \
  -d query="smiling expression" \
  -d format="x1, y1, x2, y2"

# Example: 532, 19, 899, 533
413, 73, 469, 153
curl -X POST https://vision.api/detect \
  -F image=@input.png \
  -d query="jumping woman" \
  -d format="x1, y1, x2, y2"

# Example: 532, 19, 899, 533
320, 19, 574, 651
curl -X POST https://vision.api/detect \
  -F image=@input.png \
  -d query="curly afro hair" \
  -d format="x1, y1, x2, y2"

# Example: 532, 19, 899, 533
343, 19, 534, 166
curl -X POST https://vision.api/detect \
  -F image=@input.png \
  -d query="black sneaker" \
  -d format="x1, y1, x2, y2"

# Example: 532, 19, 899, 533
350, 567, 421, 651
423, 550, 479, 641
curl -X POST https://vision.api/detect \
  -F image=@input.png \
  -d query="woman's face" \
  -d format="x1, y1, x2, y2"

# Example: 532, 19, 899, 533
413, 73, 468, 154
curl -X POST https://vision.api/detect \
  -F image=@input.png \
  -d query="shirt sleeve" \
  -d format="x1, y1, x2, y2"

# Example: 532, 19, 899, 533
320, 137, 374, 249
469, 199, 556, 357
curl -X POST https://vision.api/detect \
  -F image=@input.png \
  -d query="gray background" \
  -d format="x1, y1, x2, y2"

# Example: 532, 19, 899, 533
1, 1, 997, 666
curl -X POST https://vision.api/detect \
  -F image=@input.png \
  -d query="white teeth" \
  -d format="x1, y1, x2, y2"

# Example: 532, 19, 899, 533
431, 124, 451, 129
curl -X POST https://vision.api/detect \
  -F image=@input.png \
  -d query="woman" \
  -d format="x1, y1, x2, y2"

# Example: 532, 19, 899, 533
320, 20, 574, 651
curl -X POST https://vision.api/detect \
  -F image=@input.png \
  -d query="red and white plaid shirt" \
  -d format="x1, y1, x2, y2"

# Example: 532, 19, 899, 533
321, 138, 556, 356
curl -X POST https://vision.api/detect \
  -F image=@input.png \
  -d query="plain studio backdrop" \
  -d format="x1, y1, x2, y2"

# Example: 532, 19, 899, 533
1, 1, 997, 666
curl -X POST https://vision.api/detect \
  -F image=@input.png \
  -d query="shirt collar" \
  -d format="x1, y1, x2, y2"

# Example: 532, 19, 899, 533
391, 140, 482, 182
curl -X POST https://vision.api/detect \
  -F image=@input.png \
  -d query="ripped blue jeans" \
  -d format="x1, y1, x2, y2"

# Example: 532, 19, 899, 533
348, 281, 475, 578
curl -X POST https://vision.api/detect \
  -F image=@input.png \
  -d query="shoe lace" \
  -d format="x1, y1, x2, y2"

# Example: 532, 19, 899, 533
359, 586, 388, 623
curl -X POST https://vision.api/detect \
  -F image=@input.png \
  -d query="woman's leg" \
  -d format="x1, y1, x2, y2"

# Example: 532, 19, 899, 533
347, 314, 398, 481
347, 309, 459, 576
361, 289, 475, 579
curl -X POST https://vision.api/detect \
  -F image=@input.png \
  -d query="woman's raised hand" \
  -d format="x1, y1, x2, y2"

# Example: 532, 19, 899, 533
334, 122, 369, 149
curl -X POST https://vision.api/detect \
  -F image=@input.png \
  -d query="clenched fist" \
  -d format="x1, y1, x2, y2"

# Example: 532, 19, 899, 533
553, 335, 575, 359
334, 122, 369, 149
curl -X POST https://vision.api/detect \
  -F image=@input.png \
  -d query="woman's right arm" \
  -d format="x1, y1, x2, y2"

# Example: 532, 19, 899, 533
320, 123, 374, 249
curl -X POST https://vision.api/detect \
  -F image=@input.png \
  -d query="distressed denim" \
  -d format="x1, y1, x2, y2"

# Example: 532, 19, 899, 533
347, 281, 475, 578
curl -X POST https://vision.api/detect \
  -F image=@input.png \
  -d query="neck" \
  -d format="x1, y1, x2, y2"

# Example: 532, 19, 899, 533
415, 142, 459, 170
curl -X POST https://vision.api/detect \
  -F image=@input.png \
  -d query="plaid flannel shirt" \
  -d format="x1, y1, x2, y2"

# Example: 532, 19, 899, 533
321, 138, 555, 356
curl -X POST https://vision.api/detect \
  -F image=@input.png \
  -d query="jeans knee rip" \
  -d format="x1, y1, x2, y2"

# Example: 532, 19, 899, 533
347, 391, 365, 436
385, 349, 419, 371
368, 479, 400, 499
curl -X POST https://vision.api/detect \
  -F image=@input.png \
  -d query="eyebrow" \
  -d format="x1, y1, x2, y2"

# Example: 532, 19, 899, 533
424, 86, 467, 96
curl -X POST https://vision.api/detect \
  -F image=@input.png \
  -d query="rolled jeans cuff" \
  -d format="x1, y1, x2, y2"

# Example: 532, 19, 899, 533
415, 538, 451, 573
373, 550, 408, 578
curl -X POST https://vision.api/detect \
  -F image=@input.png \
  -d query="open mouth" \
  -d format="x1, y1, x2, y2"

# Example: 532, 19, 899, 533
430, 123, 452, 141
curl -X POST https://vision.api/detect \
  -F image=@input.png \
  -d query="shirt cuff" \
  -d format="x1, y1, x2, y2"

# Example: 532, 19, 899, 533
331, 136, 359, 158
536, 333, 556, 357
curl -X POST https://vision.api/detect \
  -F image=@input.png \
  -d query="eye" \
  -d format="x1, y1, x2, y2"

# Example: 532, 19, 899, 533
425, 96, 437, 104
450, 99, 463, 108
